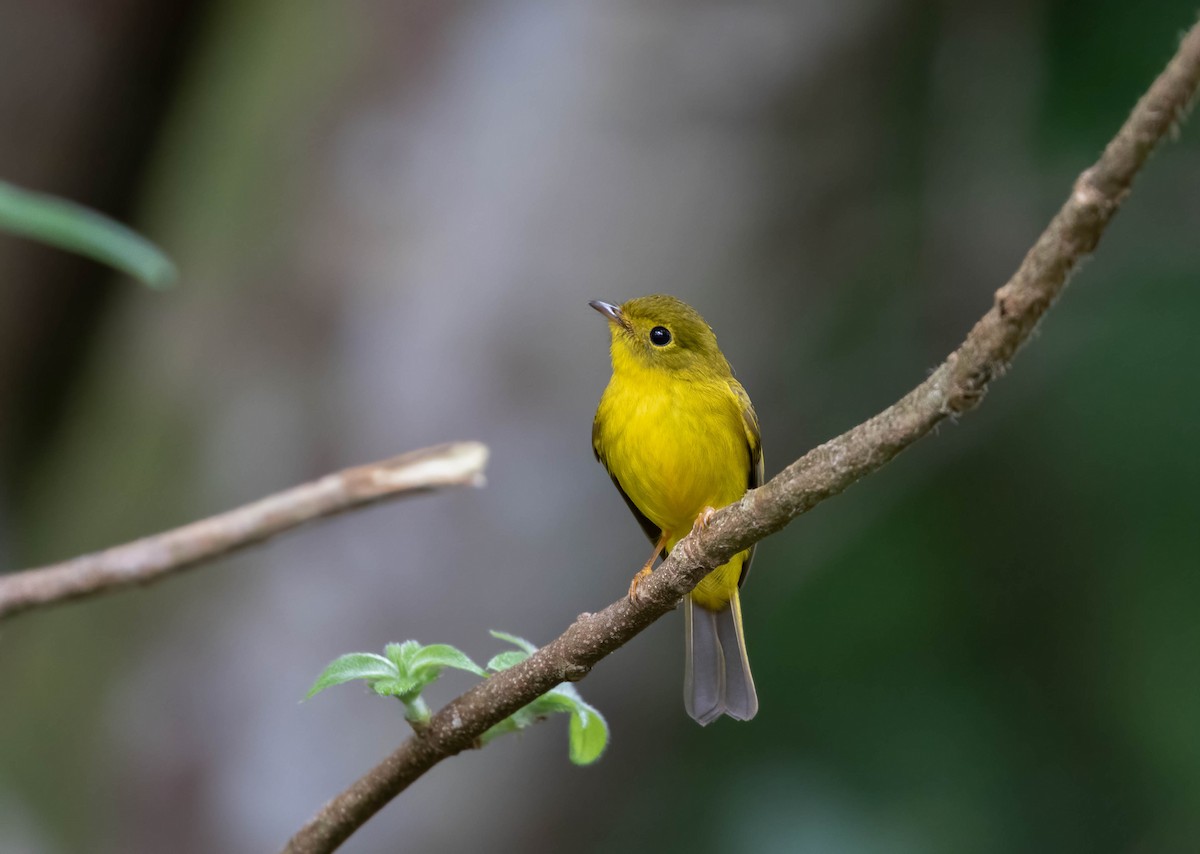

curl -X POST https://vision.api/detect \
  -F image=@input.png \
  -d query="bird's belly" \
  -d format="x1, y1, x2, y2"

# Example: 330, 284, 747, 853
606, 393, 747, 538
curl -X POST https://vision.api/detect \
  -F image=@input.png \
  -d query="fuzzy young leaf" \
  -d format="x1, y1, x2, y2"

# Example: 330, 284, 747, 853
384, 641, 421, 672
479, 702, 545, 745
0, 180, 176, 287
410, 644, 486, 680
523, 685, 609, 764
367, 675, 423, 699
489, 630, 538, 654
527, 689, 573, 716
486, 650, 528, 672
306, 653, 397, 698
306, 632, 607, 762
479, 680, 609, 762
479, 715, 522, 745
567, 699, 608, 765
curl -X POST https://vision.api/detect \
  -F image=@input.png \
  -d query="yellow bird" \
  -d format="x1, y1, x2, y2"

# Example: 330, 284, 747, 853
590, 295, 762, 725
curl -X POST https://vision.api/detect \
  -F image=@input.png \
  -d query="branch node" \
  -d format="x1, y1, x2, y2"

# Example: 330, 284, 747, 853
1071, 167, 1108, 211
563, 663, 590, 682
995, 284, 1015, 319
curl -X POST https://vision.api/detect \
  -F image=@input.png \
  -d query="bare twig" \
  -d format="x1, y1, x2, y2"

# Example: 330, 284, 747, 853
282, 19, 1200, 854
0, 442, 489, 620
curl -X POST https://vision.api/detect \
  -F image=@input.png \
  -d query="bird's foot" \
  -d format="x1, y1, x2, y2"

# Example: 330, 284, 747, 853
691, 506, 717, 535
628, 565, 653, 603
628, 532, 668, 603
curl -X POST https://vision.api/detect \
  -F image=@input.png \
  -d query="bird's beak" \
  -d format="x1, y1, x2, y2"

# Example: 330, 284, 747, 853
589, 300, 630, 330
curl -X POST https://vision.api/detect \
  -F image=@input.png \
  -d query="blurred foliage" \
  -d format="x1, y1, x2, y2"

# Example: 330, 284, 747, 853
0, 180, 175, 287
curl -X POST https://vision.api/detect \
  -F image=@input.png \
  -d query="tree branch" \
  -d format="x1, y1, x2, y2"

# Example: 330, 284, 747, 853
0, 442, 489, 620
282, 18, 1200, 854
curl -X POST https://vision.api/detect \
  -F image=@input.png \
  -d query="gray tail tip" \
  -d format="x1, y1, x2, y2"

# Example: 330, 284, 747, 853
684, 596, 759, 725
689, 699, 758, 726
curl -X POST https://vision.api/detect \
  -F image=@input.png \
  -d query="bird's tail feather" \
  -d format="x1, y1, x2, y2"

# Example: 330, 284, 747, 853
683, 592, 758, 725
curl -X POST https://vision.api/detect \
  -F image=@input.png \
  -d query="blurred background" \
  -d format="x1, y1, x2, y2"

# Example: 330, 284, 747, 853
2, 1, 1198, 852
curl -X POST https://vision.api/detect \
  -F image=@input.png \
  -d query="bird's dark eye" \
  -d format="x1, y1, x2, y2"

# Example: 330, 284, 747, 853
649, 326, 672, 346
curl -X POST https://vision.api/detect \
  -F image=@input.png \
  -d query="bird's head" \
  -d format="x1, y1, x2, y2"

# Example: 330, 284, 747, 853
589, 294, 730, 378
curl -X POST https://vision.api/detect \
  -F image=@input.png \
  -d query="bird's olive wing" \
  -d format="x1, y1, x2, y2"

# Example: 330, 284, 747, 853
730, 379, 763, 587
594, 415, 664, 550
609, 474, 664, 548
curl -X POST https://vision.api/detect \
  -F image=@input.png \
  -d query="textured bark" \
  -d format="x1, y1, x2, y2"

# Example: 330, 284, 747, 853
0, 442, 488, 619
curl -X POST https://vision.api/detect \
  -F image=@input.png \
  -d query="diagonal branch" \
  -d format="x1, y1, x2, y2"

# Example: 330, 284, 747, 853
0, 442, 489, 620
282, 18, 1200, 854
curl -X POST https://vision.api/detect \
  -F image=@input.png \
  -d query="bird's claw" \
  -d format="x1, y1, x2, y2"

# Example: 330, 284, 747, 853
691, 506, 717, 535
628, 566, 653, 603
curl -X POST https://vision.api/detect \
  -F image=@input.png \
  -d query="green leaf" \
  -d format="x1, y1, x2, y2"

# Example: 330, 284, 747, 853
486, 650, 528, 672
482, 631, 609, 761
367, 675, 422, 699
479, 715, 523, 745
306, 653, 397, 698
384, 641, 421, 673
410, 644, 486, 679
489, 630, 538, 654
305, 634, 609, 762
530, 688, 582, 715
567, 700, 608, 765
527, 685, 609, 764
479, 681, 610, 762
0, 180, 176, 288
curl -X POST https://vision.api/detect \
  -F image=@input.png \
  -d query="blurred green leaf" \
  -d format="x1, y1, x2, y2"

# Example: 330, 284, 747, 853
306, 653, 397, 698
0, 179, 176, 287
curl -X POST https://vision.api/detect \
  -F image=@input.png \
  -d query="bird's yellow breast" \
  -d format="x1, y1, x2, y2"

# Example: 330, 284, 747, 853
595, 360, 750, 543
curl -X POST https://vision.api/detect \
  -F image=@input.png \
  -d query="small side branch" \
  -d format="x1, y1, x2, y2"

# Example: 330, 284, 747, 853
0, 442, 489, 620
281, 18, 1200, 854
